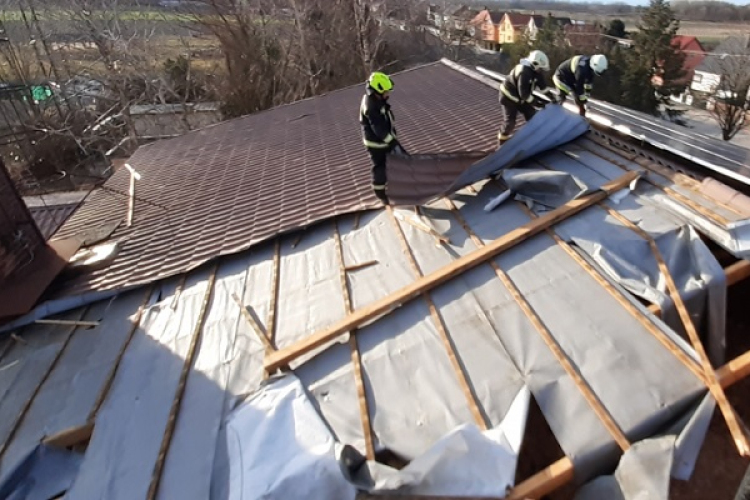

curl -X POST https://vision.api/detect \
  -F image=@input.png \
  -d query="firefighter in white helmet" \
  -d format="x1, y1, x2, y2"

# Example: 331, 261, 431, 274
497, 50, 555, 146
553, 54, 608, 117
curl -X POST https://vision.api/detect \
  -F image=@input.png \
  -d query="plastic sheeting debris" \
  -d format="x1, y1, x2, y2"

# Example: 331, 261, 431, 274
223, 375, 356, 500
574, 436, 676, 500
0, 444, 83, 500
222, 375, 529, 499
345, 386, 529, 496
500, 168, 593, 209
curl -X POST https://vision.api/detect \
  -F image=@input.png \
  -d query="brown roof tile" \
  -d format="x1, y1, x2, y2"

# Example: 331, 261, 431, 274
53, 61, 502, 298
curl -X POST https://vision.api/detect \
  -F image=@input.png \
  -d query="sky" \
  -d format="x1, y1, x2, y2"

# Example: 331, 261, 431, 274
581, 0, 749, 3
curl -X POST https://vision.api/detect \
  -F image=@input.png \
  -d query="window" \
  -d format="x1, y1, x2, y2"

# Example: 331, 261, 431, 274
693, 73, 703, 84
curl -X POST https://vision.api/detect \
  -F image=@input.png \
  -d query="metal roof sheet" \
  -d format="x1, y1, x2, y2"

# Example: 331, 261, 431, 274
53, 61, 501, 298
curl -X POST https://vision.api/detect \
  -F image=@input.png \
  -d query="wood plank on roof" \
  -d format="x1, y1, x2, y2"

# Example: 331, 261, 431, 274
264, 171, 638, 372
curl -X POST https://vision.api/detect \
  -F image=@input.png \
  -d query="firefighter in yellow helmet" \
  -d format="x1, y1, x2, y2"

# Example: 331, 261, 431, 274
359, 71, 407, 205
497, 50, 555, 146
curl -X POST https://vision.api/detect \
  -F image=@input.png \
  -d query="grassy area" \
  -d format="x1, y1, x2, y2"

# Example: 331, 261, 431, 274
0, 10, 195, 22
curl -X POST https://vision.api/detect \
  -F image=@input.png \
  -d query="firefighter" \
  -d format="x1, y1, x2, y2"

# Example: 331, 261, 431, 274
553, 54, 608, 117
498, 50, 555, 146
360, 71, 407, 205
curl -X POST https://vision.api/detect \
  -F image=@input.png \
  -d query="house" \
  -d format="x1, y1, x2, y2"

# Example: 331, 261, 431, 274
563, 23, 603, 51
691, 35, 750, 101
526, 14, 571, 41
672, 35, 706, 86
498, 12, 537, 45
2, 59, 750, 500
429, 4, 478, 32
470, 9, 504, 50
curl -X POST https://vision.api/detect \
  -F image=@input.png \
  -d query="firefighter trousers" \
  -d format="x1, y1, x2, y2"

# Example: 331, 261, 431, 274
499, 95, 536, 140
367, 148, 389, 203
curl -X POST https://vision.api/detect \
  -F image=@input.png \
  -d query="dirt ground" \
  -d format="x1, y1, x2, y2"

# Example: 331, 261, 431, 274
514, 277, 750, 499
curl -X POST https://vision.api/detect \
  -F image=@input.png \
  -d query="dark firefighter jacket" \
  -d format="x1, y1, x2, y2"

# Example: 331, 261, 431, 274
360, 90, 396, 150
554, 55, 595, 101
500, 62, 549, 104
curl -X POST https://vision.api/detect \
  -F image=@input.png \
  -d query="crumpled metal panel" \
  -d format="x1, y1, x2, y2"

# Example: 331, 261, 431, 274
447, 104, 590, 192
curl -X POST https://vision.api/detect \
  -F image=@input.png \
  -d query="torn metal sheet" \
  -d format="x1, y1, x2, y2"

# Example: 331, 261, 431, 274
447, 104, 589, 192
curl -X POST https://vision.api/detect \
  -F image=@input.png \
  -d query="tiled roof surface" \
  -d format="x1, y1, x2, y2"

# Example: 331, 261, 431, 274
54, 61, 500, 297
28, 204, 80, 239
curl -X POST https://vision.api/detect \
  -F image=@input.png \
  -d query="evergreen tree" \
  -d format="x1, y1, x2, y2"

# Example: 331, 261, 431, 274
621, 0, 685, 117
606, 19, 628, 39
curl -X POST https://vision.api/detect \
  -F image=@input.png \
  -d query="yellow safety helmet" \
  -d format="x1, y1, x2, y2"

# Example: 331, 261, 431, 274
367, 72, 394, 94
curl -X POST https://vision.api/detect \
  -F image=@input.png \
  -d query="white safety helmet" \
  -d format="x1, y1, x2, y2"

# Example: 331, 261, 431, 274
527, 50, 550, 72
590, 54, 608, 75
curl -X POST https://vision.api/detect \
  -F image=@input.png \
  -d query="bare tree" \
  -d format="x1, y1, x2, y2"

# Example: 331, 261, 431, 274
708, 38, 750, 141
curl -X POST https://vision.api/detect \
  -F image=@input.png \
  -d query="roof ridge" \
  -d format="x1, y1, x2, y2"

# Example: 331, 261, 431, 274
438, 59, 501, 90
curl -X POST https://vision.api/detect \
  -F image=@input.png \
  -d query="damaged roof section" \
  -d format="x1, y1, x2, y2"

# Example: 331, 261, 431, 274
2, 61, 750, 499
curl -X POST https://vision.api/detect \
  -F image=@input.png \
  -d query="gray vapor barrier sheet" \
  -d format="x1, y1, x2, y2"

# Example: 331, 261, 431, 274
219, 374, 529, 498
447, 180, 707, 479
0, 444, 83, 500
574, 436, 676, 500
516, 148, 727, 366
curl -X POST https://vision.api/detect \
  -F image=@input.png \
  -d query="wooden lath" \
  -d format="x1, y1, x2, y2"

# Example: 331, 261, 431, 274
443, 197, 630, 451
359, 348, 750, 500
333, 219, 376, 460
0, 306, 92, 464
147, 264, 218, 499
600, 204, 750, 457
510, 191, 708, 386
387, 206, 488, 430
89, 285, 155, 420
263, 171, 638, 372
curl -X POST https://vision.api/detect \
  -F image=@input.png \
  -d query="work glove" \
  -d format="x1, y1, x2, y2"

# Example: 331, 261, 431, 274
575, 97, 586, 117
544, 91, 557, 104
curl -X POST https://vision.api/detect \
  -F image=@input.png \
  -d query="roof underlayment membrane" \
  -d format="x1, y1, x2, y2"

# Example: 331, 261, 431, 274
1, 61, 750, 499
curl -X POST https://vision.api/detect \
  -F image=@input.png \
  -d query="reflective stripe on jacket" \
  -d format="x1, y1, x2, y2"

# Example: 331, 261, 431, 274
554, 55, 595, 100
500, 62, 548, 105
360, 93, 396, 149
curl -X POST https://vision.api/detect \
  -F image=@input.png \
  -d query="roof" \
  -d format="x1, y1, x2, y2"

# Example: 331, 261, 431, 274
27, 204, 80, 240
2, 61, 750, 499
505, 12, 535, 27
672, 36, 706, 82
53, 62, 500, 299
672, 35, 702, 51
488, 10, 504, 24
696, 34, 750, 74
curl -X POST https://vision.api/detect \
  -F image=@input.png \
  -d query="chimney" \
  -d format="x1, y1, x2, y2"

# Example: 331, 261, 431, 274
0, 159, 81, 319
